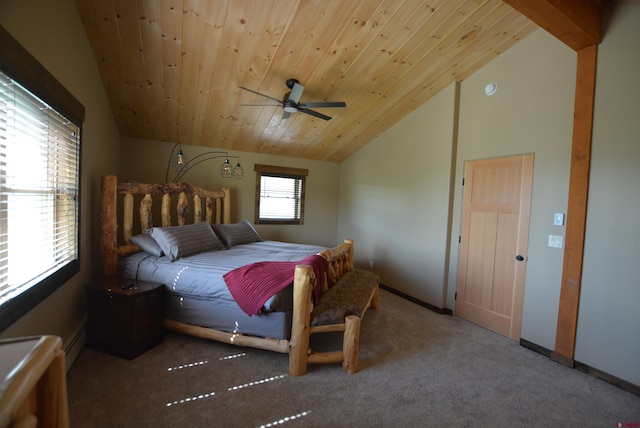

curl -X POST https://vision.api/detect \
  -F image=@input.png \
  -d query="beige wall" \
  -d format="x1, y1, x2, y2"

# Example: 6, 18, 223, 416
120, 137, 340, 248
453, 29, 576, 350
338, 84, 456, 306
339, 3, 640, 386
0, 0, 121, 359
575, 2, 640, 385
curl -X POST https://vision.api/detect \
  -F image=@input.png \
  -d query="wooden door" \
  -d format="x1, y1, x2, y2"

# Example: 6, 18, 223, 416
455, 154, 533, 340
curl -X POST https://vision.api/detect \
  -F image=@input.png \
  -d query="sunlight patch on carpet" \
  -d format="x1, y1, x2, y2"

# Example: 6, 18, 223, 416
220, 352, 246, 361
228, 374, 287, 391
166, 360, 208, 372
258, 410, 312, 427
166, 391, 215, 407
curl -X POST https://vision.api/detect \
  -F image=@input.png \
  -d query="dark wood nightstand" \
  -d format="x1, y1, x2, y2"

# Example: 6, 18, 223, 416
85, 279, 164, 359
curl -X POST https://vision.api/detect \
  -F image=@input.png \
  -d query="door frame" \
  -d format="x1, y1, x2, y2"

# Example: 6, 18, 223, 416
454, 153, 534, 340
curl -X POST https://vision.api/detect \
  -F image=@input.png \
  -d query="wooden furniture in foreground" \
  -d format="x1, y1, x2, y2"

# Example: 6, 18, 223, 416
0, 335, 69, 428
85, 279, 164, 359
291, 268, 379, 376
100, 175, 378, 375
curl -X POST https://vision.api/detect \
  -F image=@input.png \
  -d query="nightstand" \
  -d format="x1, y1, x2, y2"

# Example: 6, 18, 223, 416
85, 279, 164, 359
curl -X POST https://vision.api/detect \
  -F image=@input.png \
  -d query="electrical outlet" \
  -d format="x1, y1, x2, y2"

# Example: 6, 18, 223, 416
548, 235, 564, 248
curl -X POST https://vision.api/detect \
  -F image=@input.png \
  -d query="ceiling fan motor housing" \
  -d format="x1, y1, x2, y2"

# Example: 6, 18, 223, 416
285, 78, 300, 89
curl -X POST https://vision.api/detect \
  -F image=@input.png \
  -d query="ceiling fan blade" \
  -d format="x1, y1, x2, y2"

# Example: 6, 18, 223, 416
241, 103, 282, 107
298, 108, 332, 121
288, 82, 304, 104
299, 101, 346, 108
239, 86, 284, 105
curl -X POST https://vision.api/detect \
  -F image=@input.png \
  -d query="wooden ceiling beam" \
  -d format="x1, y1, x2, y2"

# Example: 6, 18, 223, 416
503, 0, 603, 51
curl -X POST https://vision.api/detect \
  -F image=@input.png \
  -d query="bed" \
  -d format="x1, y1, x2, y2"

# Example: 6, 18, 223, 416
100, 175, 358, 375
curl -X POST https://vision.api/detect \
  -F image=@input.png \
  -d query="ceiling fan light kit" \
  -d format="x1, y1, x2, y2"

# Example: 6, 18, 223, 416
240, 78, 346, 121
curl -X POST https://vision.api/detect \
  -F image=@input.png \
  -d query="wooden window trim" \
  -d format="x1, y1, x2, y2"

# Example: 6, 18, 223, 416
0, 25, 83, 332
254, 164, 307, 225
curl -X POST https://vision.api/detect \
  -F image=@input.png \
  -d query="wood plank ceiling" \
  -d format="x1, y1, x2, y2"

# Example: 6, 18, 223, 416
75, 0, 537, 163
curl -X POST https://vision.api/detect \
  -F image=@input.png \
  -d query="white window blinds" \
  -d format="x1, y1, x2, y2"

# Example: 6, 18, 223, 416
259, 175, 302, 220
0, 70, 80, 305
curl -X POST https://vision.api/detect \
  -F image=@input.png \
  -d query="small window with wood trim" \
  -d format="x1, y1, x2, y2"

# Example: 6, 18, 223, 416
254, 164, 307, 225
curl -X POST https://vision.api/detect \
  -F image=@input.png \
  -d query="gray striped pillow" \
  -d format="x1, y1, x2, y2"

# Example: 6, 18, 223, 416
212, 220, 263, 248
147, 221, 224, 261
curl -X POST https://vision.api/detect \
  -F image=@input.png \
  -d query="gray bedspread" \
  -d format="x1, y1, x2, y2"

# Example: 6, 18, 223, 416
119, 240, 327, 312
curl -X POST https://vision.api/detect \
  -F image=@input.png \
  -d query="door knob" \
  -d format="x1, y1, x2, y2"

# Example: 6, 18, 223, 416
515, 255, 524, 261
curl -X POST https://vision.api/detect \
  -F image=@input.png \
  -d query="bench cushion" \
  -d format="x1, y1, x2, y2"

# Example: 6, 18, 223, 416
311, 269, 378, 326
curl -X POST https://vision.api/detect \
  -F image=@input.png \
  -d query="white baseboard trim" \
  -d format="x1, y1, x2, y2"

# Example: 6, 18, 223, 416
63, 316, 86, 373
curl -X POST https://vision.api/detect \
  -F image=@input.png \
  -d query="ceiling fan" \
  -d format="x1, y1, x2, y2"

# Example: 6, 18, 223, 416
239, 78, 346, 121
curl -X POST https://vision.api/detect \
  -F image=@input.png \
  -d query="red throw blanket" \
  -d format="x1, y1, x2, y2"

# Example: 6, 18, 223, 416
224, 254, 329, 316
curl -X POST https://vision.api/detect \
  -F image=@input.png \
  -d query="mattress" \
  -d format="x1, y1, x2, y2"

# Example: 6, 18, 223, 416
119, 240, 326, 339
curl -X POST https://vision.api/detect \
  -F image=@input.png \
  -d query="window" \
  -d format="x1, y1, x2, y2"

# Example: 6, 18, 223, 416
254, 164, 307, 225
0, 27, 84, 332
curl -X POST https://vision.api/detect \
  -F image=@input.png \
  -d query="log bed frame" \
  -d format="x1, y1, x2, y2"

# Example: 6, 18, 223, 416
100, 175, 371, 375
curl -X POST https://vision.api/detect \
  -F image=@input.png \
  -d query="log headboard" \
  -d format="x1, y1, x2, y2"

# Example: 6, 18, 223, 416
100, 175, 231, 278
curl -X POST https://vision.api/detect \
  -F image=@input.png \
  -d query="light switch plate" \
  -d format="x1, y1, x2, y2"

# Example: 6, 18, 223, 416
553, 212, 565, 226
548, 235, 564, 248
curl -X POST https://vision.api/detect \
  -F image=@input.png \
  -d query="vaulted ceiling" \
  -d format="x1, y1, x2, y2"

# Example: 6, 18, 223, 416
75, 0, 539, 163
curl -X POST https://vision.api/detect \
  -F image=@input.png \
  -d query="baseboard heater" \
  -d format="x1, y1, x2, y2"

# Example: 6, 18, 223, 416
62, 317, 86, 373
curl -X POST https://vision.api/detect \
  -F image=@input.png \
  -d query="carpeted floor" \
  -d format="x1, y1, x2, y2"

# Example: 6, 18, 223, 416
67, 289, 640, 427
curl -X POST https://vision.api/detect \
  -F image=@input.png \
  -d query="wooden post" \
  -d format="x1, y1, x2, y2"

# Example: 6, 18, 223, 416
222, 187, 231, 224
553, 44, 598, 364
289, 265, 314, 376
140, 194, 152, 231
177, 191, 188, 225
206, 197, 213, 224
38, 349, 69, 427
123, 193, 133, 243
161, 193, 171, 226
370, 284, 380, 310
342, 315, 360, 374
345, 239, 354, 270
194, 194, 202, 223
100, 175, 118, 278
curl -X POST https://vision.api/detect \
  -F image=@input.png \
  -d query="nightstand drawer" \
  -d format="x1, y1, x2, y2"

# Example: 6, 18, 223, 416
85, 279, 164, 359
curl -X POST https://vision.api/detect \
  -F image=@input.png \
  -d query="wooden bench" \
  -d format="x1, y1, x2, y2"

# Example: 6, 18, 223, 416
289, 240, 379, 376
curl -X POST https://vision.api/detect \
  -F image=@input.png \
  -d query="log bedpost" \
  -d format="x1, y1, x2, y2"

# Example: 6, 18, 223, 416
345, 239, 354, 270
289, 264, 315, 376
100, 175, 118, 279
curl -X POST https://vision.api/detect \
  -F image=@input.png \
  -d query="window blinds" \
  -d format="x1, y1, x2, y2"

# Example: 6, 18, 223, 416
0, 70, 80, 304
259, 175, 302, 220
